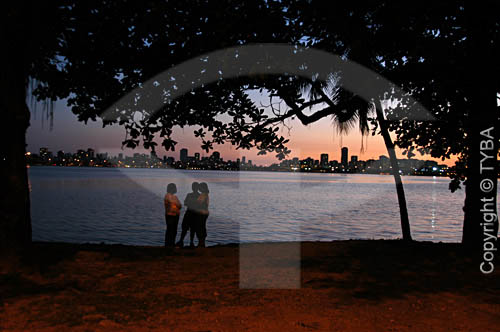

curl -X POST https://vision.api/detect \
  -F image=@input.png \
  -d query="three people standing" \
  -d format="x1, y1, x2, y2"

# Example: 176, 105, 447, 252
164, 181, 210, 248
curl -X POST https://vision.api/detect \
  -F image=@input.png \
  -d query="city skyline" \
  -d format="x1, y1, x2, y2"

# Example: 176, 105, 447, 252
26, 100, 458, 167
29, 144, 437, 166
29, 144, 451, 176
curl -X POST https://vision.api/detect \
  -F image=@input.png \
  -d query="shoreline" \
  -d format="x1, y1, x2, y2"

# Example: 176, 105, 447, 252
27, 164, 454, 177
1, 240, 499, 331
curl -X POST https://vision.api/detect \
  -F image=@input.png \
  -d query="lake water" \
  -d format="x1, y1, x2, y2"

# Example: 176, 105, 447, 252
28, 166, 474, 246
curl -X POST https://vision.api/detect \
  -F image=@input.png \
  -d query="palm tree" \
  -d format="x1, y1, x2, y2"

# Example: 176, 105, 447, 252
297, 74, 412, 241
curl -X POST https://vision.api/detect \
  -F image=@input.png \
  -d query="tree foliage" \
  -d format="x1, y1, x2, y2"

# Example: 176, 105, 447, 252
4, 0, 499, 249
28, 0, 300, 159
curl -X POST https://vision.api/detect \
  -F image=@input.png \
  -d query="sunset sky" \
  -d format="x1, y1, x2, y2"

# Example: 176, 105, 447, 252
26, 97, 456, 167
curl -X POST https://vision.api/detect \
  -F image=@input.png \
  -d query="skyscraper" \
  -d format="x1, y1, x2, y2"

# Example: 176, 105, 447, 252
194, 152, 200, 161
57, 150, 64, 160
40, 147, 49, 161
180, 148, 188, 163
212, 151, 220, 161
242, 156, 246, 164
341, 147, 348, 169
320, 153, 329, 167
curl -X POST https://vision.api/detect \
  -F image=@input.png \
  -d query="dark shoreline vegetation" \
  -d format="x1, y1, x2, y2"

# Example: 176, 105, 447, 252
1, 240, 499, 331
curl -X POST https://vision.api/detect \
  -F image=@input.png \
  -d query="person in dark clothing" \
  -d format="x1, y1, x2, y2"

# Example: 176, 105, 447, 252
164, 183, 182, 247
176, 182, 200, 248
195, 182, 210, 247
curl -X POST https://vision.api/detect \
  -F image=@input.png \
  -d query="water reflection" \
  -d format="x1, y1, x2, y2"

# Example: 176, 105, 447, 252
28, 166, 482, 245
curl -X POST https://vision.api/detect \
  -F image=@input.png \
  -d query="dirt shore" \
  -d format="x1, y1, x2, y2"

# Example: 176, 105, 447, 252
1, 240, 499, 331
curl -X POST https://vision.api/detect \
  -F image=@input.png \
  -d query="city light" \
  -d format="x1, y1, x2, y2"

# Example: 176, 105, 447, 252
26, 146, 453, 176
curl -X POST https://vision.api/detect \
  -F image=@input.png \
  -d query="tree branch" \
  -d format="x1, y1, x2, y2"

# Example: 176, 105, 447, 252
281, 95, 338, 125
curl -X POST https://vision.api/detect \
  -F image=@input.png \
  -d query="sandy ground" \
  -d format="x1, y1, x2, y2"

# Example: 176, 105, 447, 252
1, 240, 500, 331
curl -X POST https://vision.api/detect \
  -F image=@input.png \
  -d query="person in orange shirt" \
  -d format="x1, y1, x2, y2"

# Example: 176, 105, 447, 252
164, 183, 182, 247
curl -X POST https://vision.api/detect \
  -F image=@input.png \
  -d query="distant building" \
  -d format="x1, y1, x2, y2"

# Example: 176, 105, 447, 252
424, 160, 438, 167
212, 151, 220, 161
28, 145, 452, 174
341, 147, 348, 169
180, 148, 188, 163
397, 158, 421, 173
320, 153, 329, 167
40, 147, 49, 161
97, 152, 108, 160
379, 155, 390, 169
301, 157, 314, 168
280, 159, 291, 167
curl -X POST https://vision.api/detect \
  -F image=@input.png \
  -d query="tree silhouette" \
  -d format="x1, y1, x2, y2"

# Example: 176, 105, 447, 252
1, 0, 291, 250
239, 69, 414, 240
373, 2, 500, 248
289, 1, 499, 248
3, 1, 496, 250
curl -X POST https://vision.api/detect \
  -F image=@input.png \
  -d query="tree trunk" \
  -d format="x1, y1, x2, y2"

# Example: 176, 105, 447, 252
461, 83, 498, 251
461, 91, 498, 250
462, 119, 498, 250
1, 8, 32, 253
376, 102, 412, 241
461, 3, 499, 250
0, 87, 32, 253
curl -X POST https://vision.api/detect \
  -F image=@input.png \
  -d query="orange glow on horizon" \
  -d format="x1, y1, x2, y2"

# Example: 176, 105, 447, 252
27, 105, 458, 167
167, 117, 457, 167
